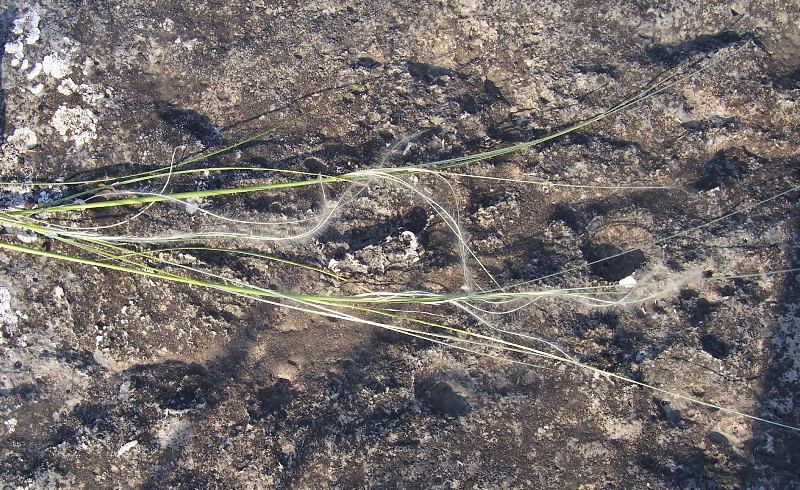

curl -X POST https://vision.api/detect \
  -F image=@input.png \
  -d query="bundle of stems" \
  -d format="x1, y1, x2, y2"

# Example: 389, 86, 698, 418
1, 45, 798, 432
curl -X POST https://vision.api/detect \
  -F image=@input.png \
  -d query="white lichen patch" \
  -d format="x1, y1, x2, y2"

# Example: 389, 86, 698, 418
2, 9, 108, 108
82, 57, 95, 76
42, 53, 72, 79
5, 39, 25, 61
327, 231, 424, 276
56, 77, 108, 104
4, 9, 41, 62
4, 418, 18, 435
6, 127, 39, 153
28, 83, 43, 95
14, 229, 39, 243
56, 77, 79, 95
26, 61, 42, 80
0, 286, 19, 336
391, 230, 423, 263
4, 9, 42, 90
14, 9, 41, 45
51, 106, 97, 148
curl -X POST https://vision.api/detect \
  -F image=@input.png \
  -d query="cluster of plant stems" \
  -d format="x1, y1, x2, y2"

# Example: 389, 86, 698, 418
1, 44, 798, 432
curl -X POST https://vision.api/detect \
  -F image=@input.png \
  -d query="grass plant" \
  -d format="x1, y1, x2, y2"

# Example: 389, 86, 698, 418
1, 41, 799, 433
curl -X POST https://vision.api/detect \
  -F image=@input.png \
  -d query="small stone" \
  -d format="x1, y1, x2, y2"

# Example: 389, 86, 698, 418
707, 431, 729, 446
415, 378, 471, 417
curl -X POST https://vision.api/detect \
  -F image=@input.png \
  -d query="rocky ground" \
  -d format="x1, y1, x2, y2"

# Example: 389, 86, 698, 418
0, 0, 799, 488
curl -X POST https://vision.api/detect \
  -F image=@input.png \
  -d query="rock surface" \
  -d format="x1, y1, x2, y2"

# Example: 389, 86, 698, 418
0, 0, 799, 488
